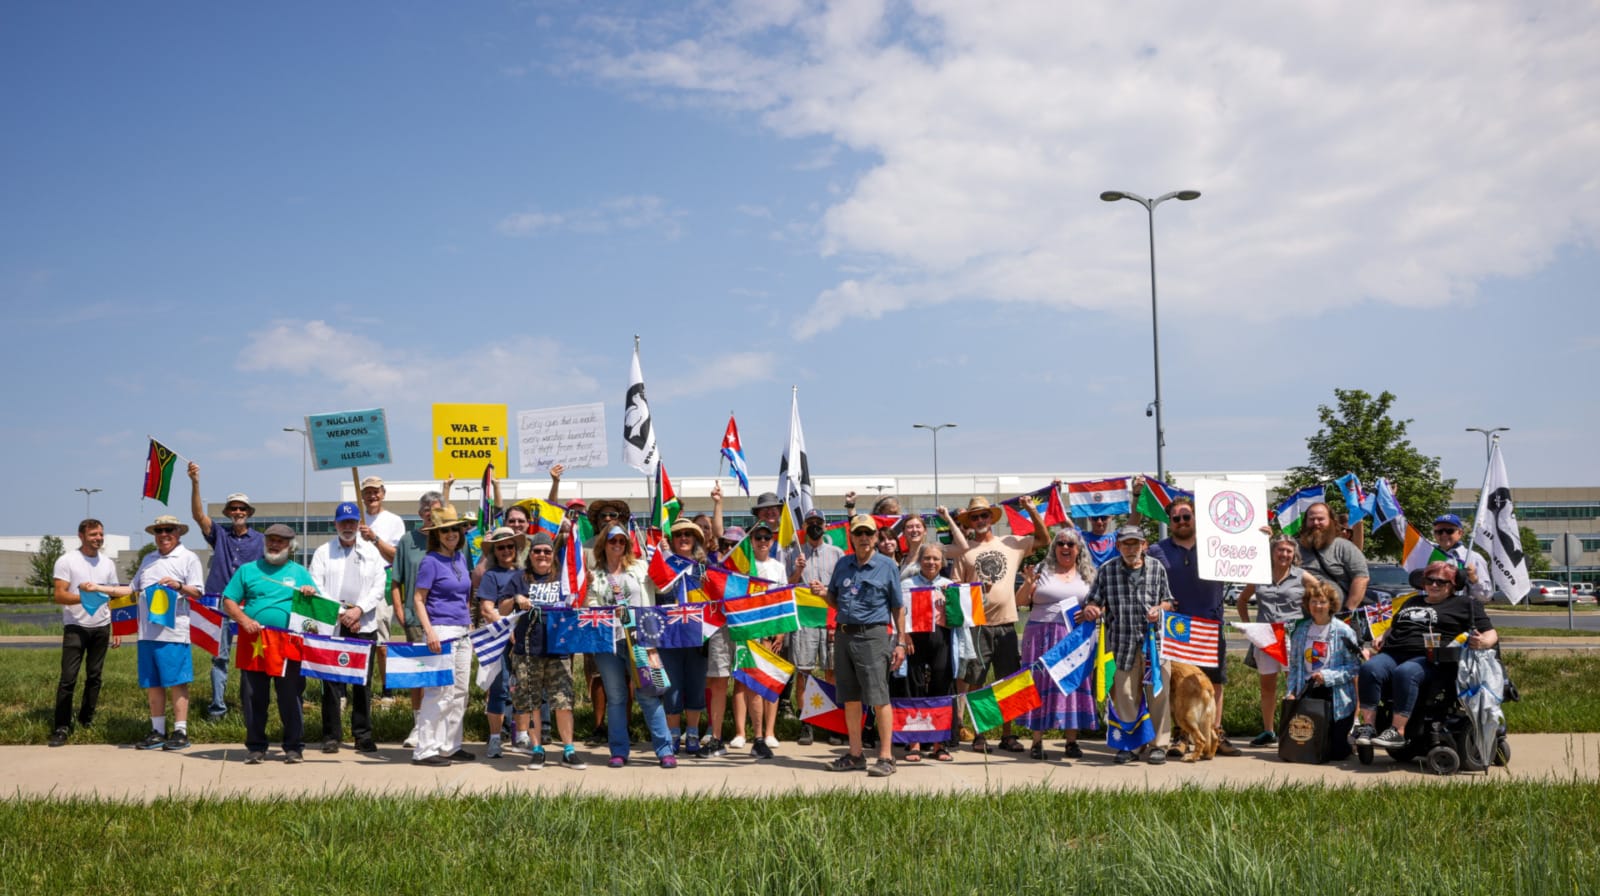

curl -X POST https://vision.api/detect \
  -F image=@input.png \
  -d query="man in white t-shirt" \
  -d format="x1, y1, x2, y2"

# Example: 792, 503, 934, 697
123, 514, 206, 751
48, 519, 122, 747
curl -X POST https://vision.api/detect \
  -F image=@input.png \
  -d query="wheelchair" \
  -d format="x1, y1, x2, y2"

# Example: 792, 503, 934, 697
1355, 645, 1512, 775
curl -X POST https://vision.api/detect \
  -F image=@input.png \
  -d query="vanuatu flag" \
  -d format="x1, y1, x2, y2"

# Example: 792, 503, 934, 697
142, 439, 177, 504
964, 669, 1042, 732
653, 462, 681, 532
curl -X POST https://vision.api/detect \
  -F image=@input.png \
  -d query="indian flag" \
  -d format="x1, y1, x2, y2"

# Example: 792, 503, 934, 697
965, 669, 1042, 732
1400, 521, 1447, 573
941, 583, 986, 627
794, 586, 831, 628
1274, 486, 1325, 537
289, 591, 341, 635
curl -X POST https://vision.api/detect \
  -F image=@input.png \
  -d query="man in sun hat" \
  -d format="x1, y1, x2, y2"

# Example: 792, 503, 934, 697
310, 502, 387, 754
126, 514, 205, 751
186, 461, 265, 720
954, 488, 1052, 753
223, 523, 318, 764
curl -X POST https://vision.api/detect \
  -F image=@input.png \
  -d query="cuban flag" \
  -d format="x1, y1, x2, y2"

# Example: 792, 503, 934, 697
721, 415, 750, 496
1067, 478, 1132, 518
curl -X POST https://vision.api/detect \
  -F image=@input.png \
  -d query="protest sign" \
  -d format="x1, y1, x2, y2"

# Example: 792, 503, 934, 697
307, 408, 391, 470
517, 403, 607, 473
432, 403, 508, 479
1194, 478, 1271, 585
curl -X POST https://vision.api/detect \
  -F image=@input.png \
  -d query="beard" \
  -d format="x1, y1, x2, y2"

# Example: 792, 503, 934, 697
1298, 525, 1337, 551
264, 545, 293, 565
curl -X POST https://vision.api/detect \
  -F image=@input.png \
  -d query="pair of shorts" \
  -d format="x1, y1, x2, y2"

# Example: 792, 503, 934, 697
404, 623, 425, 643
1204, 631, 1229, 684
705, 627, 735, 677
835, 628, 892, 707
137, 640, 194, 689
786, 625, 832, 672
1251, 645, 1284, 675
961, 624, 1021, 688
511, 653, 574, 713
374, 601, 393, 642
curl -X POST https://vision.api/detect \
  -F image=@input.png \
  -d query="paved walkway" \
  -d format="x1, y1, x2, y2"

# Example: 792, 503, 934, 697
3, 733, 1595, 802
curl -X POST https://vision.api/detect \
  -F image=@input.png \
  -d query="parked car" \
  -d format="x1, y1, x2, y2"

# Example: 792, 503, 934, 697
1527, 579, 1573, 604
1365, 563, 1416, 605
1576, 583, 1596, 597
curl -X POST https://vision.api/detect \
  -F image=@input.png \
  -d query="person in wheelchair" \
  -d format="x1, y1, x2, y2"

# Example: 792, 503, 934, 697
1351, 560, 1496, 750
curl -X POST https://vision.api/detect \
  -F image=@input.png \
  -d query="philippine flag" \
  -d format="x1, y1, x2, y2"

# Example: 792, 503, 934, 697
1067, 478, 1132, 518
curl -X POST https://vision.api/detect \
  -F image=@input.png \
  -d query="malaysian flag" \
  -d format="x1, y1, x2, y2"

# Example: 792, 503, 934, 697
1158, 610, 1221, 667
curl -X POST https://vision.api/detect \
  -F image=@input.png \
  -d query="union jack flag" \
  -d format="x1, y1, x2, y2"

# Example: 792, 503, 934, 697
578, 608, 615, 630
665, 604, 703, 626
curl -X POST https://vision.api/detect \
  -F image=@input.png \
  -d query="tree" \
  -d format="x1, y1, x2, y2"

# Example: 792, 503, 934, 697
123, 543, 157, 580
26, 535, 65, 590
1520, 525, 1551, 577
1283, 389, 1455, 560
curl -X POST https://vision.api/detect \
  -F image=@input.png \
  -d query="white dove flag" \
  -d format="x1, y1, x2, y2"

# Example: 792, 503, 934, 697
622, 341, 658, 476
1470, 440, 1531, 604
776, 388, 813, 521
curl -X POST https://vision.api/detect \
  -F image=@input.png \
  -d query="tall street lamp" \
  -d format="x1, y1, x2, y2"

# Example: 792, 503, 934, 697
75, 487, 101, 518
912, 423, 957, 511
1465, 426, 1509, 464
1100, 189, 1201, 520
284, 427, 310, 565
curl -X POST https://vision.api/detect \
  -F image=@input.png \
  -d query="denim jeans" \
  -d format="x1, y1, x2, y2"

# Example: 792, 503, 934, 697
657, 646, 707, 717
208, 622, 234, 716
1358, 652, 1432, 718
55, 624, 110, 730
485, 663, 510, 716
594, 648, 672, 760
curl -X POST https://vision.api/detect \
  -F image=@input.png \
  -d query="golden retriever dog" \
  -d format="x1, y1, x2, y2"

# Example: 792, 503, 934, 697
1168, 662, 1217, 761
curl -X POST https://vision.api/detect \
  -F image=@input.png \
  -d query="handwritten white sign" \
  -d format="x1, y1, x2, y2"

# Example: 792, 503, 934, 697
517, 403, 608, 473
1194, 478, 1271, 585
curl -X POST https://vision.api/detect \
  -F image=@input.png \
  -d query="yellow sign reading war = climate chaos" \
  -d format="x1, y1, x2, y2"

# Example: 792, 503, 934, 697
432, 403, 508, 479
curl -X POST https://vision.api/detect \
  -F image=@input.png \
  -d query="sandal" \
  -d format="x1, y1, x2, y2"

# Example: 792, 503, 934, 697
931, 746, 953, 762
1063, 741, 1084, 759
903, 750, 923, 763
1028, 743, 1045, 760
998, 734, 1026, 753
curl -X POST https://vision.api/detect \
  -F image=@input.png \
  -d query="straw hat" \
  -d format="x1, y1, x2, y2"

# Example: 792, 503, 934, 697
144, 514, 190, 536
586, 499, 631, 527
423, 504, 472, 531
955, 497, 1003, 528
482, 526, 527, 553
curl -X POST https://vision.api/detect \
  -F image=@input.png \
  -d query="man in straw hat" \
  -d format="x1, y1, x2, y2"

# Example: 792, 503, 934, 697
187, 461, 264, 720
125, 514, 205, 750
954, 487, 1053, 753
310, 502, 387, 754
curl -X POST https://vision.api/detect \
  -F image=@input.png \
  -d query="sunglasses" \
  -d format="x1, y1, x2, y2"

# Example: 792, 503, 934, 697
1171, 514, 1194, 522
1433, 528, 1459, 535
530, 548, 555, 556
851, 529, 876, 537
598, 511, 622, 520
225, 506, 250, 514
1424, 577, 1453, 587
494, 544, 517, 552
752, 534, 773, 542
152, 527, 177, 534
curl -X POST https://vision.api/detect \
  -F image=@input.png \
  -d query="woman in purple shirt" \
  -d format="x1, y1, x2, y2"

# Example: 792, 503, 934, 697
411, 505, 475, 766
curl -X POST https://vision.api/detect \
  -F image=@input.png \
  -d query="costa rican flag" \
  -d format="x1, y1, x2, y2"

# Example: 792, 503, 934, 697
300, 632, 372, 686
1159, 611, 1221, 667
1067, 478, 1131, 518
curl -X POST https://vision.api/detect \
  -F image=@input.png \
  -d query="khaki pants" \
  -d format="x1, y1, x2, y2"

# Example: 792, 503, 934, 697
1110, 653, 1172, 749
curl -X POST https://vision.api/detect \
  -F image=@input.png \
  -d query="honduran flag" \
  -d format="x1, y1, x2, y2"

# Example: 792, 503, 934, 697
905, 586, 941, 634
110, 593, 139, 637
798, 674, 849, 734
188, 600, 224, 657
1037, 619, 1097, 697
1067, 478, 1132, 518
1229, 620, 1288, 667
733, 640, 794, 702
1159, 611, 1221, 667
1273, 486, 1324, 537
723, 588, 799, 641
1001, 485, 1068, 536
941, 583, 987, 628
384, 641, 455, 688
891, 695, 956, 744
300, 632, 372, 686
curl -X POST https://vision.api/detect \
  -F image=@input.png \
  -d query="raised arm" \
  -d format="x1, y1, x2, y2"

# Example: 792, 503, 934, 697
187, 462, 215, 539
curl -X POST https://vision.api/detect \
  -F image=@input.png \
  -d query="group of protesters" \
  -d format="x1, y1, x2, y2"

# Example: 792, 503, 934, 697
48, 466, 1496, 776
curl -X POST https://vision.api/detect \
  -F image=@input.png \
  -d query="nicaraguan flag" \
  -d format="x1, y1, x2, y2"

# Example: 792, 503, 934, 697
385, 641, 455, 688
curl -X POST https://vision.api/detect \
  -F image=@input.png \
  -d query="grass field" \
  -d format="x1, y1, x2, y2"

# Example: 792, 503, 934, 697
0, 782, 1595, 894
4, 644, 1598, 746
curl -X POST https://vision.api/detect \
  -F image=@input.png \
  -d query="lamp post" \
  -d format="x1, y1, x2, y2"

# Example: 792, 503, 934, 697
1465, 426, 1509, 464
912, 423, 958, 511
283, 427, 310, 565
75, 487, 101, 518
1101, 188, 1200, 538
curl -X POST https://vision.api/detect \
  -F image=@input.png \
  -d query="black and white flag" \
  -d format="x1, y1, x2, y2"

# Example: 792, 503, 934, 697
1470, 439, 1530, 604
623, 343, 658, 476
776, 388, 813, 521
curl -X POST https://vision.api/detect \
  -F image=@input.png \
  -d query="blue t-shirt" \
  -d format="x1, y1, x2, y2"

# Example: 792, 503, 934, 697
827, 552, 904, 626
1148, 538, 1225, 621
1083, 531, 1118, 568
516, 574, 564, 656
416, 552, 471, 628
204, 524, 265, 595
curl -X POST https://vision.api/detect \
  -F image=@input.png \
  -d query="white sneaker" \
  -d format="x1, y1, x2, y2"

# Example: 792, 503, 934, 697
402, 728, 419, 749
727, 735, 748, 749
486, 736, 504, 759
513, 733, 531, 750
764, 736, 780, 748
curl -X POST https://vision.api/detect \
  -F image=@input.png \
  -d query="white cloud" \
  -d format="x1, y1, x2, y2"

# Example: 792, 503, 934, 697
497, 195, 685, 238
577, 1, 1600, 337
654, 351, 777, 400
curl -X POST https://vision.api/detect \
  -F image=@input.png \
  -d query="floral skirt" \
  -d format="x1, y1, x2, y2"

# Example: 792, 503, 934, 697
1017, 620, 1098, 731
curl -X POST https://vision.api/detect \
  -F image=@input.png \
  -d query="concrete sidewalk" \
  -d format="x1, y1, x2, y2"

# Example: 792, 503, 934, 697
4, 734, 1595, 802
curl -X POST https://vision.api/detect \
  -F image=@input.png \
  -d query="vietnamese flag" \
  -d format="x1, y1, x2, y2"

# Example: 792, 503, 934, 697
236, 626, 302, 677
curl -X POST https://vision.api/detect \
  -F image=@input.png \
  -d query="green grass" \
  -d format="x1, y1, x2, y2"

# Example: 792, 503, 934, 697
1493, 625, 1598, 638
0, 783, 1595, 894
6, 646, 1599, 746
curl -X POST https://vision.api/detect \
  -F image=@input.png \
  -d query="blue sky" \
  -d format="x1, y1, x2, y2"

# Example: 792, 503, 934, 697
4, 1, 1597, 543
